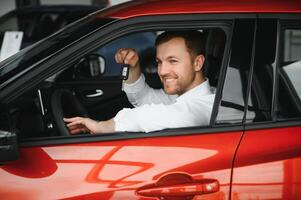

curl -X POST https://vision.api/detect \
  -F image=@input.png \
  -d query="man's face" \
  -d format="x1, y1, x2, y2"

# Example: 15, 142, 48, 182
156, 37, 203, 95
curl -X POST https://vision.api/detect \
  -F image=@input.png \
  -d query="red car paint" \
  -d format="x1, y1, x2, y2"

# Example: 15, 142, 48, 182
232, 126, 301, 199
97, 0, 301, 19
0, 132, 242, 199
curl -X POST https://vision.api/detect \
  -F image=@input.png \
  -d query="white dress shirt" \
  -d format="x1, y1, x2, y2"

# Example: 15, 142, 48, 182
114, 74, 215, 132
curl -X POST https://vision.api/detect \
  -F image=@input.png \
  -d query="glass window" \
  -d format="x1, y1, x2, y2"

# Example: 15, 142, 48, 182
217, 65, 249, 124
246, 19, 277, 123
283, 60, 301, 99
0, 18, 114, 84
277, 28, 301, 119
284, 30, 301, 62
216, 20, 255, 124
283, 29, 301, 99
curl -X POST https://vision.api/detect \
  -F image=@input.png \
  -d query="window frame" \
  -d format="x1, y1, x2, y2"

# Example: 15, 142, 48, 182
214, 19, 257, 126
275, 20, 301, 120
245, 15, 301, 131
2, 13, 252, 147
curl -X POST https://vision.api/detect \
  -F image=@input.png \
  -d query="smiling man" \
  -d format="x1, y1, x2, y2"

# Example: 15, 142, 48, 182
64, 31, 215, 134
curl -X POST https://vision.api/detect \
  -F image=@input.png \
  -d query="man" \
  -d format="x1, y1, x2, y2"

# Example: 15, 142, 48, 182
64, 30, 215, 134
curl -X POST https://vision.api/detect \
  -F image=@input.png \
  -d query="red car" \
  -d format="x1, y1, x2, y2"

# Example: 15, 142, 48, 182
0, 0, 301, 199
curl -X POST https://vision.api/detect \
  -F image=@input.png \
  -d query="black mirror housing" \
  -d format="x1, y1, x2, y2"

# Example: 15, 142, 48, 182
74, 54, 106, 79
0, 130, 18, 163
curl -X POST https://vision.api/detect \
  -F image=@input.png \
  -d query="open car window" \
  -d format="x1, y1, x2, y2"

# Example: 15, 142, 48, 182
3, 26, 229, 139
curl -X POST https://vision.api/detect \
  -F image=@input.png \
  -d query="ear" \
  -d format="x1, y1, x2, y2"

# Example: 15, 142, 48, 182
194, 54, 205, 72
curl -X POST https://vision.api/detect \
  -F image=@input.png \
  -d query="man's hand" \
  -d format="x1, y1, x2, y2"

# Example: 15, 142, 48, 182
115, 48, 141, 84
64, 117, 115, 134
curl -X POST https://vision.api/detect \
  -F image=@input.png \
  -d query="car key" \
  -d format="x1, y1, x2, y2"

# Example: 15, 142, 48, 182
121, 64, 130, 80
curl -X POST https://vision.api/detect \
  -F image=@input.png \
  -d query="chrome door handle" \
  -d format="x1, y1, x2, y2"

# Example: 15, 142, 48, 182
137, 179, 219, 197
86, 89, 103, 98
136, 173, 220, 199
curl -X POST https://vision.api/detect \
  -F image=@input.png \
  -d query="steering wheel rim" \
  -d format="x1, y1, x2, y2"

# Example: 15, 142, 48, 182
51, 89, 88, 136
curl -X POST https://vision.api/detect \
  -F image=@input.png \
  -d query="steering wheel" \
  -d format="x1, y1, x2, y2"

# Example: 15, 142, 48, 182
51, 89, 88, 136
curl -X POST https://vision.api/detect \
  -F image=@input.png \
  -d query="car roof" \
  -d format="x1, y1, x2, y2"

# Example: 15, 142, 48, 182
6, 5, 104, 15
96, 0, 301, 19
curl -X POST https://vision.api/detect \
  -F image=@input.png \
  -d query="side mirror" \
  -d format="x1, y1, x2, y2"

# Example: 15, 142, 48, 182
0, 130, 18, 163
74, 54, 105, 79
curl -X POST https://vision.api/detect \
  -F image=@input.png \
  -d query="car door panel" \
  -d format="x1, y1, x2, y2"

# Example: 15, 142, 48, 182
0, 131, 242, 199
73, 79, 131, 119
75, 79, 122, 105
232, 126, 301, 199
58, 77, 131, 121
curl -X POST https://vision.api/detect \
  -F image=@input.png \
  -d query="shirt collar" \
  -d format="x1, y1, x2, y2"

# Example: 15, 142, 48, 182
176, 79, 212, 102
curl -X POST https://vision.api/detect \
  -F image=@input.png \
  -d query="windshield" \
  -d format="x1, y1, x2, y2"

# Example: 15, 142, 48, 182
0, 6, 103, 48
0, 16, 116, 85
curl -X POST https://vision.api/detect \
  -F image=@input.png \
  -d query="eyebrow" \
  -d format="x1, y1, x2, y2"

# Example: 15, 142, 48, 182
156, 56, 179, 61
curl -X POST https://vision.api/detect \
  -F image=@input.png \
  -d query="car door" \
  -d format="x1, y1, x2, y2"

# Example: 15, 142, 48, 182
0, 15, 251, 199
231, 18, 301, 199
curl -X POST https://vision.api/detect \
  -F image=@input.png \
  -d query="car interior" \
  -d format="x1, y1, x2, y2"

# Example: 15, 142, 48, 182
276, 29, 301, 119
5, 28, 228, 139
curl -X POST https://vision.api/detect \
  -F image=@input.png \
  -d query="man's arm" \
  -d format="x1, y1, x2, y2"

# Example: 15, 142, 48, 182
64, 117, 115, 134
114, 99, 213, 133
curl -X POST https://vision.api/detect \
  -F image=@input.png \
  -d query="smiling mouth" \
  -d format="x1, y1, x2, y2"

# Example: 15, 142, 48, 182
165, 78, 175, 83
162, 78, 176, 86
161, 75, 177, 82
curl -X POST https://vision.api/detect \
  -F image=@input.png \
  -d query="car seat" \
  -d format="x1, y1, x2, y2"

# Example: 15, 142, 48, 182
203, 28, 226, 87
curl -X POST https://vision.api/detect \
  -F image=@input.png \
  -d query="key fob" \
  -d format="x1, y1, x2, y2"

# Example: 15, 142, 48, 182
121, 64, 130, 80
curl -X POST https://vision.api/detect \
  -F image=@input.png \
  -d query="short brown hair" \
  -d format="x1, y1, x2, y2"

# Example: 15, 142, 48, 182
155, 30, 205, 59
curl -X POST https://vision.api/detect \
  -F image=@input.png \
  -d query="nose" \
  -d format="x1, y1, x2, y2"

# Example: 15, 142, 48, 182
158, 62, 170, 76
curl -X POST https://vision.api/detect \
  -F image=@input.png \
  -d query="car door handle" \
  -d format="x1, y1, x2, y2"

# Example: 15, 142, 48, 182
136, 172, 219, 199
85, 89, 103, 98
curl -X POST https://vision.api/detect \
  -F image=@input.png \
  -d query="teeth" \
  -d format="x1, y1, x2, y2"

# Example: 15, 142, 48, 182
165, 79, 174, 82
